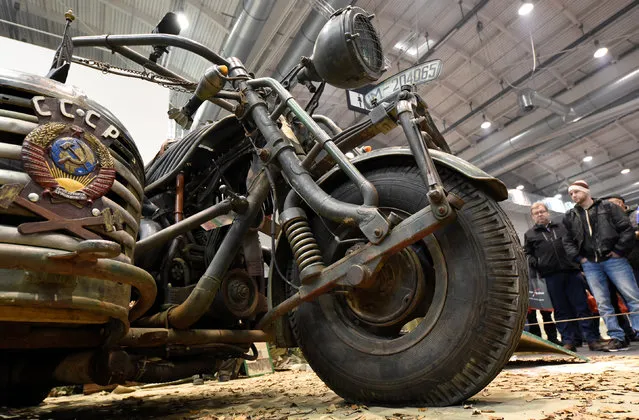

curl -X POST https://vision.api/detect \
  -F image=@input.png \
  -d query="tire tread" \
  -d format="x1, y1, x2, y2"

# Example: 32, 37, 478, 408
290, 165, 527, 406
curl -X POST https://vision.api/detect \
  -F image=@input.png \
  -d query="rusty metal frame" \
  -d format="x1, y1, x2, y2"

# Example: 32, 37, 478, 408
257, 200, 458, 330
0, 326, 271, 350
0, 242, 156, 321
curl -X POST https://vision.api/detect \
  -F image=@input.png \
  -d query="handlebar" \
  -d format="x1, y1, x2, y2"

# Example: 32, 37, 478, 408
72, 34, 230, 68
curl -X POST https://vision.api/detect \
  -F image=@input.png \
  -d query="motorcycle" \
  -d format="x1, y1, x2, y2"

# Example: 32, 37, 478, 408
0, 7, 526, 407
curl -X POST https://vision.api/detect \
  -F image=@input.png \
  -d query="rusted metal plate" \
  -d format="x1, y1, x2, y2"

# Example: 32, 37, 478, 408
516, 331, 589, 362
0, 267, 130, 325
0, 183, 23, 208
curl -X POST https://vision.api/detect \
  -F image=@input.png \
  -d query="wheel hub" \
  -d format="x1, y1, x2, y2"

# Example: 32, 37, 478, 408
345, 247, 425, 327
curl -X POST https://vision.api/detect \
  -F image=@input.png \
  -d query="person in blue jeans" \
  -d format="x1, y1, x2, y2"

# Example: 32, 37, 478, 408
524, 202, 603, 351
562, 180, 639, 352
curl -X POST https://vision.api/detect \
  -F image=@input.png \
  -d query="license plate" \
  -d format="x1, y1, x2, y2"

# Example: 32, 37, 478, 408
364, 59, 442, 107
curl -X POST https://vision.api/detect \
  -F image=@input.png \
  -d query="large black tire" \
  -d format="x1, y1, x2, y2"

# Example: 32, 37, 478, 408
290, 164, 527, 406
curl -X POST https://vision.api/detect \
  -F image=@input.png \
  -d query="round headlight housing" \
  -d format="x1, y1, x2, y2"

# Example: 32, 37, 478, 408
297, 6, 385, 89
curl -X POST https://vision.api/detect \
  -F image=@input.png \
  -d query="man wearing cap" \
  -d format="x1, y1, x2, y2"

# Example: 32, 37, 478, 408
563, 180, 639, 351
524, 202, 603, 351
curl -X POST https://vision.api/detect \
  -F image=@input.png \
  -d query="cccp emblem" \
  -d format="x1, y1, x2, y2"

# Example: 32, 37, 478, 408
21, 122, 115, 203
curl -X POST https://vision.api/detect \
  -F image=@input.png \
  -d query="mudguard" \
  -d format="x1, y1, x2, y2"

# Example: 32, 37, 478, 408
317, 146, 508, 201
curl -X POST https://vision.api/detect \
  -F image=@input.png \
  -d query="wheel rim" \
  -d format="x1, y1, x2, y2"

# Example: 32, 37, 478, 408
316, 208, 449, 356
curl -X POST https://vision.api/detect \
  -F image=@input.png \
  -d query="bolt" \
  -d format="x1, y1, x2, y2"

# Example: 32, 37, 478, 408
27, 193, 39, 202
428, 190, 443, 203
374, 228, 382, 237
91, 208, 101, 216
257, 148, 270, 161
75, 108, 86, 117
437, 206, 447, 216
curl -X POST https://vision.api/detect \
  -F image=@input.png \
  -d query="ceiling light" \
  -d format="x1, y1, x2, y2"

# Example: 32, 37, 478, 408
176, 12, 189, 30
516, 185, 525, 190
582, 155, 593, 162
594, 47, 608, 58
554, 194, 562, 199
621, 168, 630, 174
518, 2, 534, 16
593, 40, 607, 58
481, 114, 491, 129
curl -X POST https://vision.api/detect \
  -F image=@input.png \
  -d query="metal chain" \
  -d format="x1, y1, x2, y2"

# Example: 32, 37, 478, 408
71, 57, 197, 93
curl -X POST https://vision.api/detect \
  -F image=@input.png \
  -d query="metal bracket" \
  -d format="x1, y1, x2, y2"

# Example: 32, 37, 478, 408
298, 201, 456, 300
257, 198, 458, 332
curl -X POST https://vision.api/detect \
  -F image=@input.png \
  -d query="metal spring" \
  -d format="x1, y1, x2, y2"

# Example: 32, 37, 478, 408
283, 218, 324, 273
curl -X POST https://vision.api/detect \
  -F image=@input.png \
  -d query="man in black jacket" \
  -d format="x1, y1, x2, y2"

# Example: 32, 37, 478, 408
524, 202, 602, 351
605, 195, 639, 282
563, 180, 639, 351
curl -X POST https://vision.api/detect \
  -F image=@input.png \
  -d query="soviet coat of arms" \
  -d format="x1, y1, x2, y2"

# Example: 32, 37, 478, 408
0, 95, 126, 240
22, 121, 116, 203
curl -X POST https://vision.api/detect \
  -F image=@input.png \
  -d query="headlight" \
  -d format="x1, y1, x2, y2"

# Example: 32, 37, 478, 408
297, 6, 385, 89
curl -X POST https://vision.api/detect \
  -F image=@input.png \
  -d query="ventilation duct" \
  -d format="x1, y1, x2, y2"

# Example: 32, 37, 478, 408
191, 0, 276, 129
470, 67, 639, 169
485, 95, 639, 176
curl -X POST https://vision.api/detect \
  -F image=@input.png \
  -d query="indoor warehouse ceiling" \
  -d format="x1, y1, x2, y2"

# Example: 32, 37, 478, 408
1, 0, 639, 205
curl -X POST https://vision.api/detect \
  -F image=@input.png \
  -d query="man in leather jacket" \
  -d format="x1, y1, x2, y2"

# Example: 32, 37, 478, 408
605, 195, 639, 282
524, 202, 602, 351
562, 180, 639, 351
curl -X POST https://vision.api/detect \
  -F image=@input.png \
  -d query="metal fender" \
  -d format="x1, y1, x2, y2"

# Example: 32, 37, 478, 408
317, 146, 508, 201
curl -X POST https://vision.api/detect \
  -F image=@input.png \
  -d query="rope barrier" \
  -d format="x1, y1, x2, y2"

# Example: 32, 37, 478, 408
524, 310, 639, 327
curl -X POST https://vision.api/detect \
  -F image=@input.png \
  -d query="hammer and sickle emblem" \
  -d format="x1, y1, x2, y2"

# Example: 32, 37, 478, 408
58, 140, 94, 173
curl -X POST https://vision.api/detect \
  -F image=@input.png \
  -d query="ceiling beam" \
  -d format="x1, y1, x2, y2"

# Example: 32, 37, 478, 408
547, 0, 581, 27
615, 120, 639, 144
460, 1, 569, 88
95, 0, 158, 29
185, 0, 230, 35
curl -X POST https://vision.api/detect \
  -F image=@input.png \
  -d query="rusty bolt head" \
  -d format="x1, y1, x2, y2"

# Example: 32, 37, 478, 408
257, 148, 270, 161
437, 206, 447, 216
428, 190, 443, 202
373, 228, 382, 237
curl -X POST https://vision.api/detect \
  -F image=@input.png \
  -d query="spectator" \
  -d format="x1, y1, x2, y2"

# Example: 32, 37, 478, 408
562, 180, 639, 351
605, 195, 639, 282
604, 195, 639, 342
633, 206, 639, 281
524, 202, 603, 351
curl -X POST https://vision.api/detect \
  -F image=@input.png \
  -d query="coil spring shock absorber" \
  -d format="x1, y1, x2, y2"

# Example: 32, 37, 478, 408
280, 207, 325, 284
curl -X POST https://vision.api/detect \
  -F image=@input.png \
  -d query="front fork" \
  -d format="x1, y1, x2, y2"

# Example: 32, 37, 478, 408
396, 86, 452, 220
